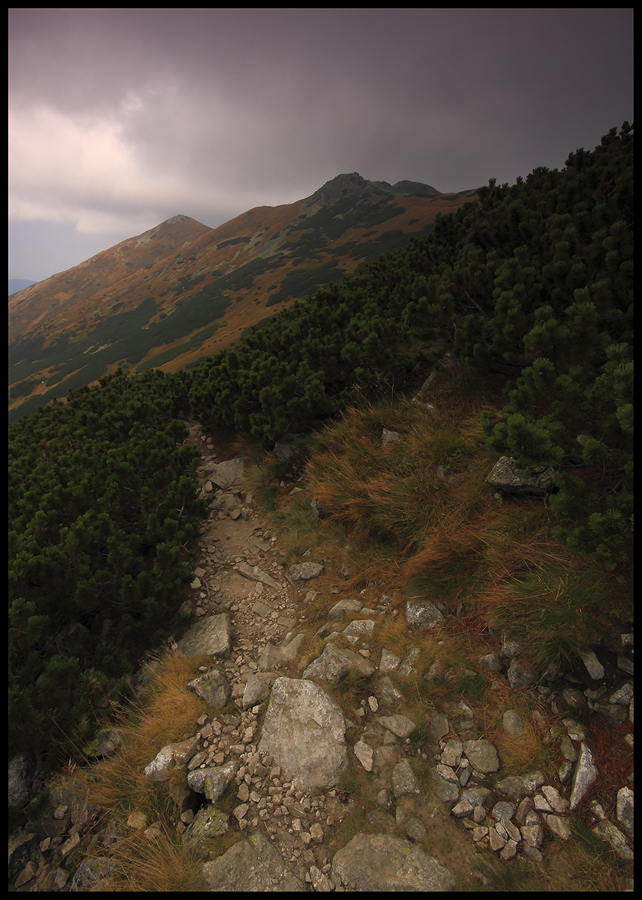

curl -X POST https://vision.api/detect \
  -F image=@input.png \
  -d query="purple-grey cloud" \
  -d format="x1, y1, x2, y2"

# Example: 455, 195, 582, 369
8, 8, 633, 281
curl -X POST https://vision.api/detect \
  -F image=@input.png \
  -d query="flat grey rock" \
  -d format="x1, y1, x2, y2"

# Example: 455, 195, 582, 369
258, 677, 347, 792
177, 613, 232, 658
202, 831, 306, 890
332, 833, 455, 891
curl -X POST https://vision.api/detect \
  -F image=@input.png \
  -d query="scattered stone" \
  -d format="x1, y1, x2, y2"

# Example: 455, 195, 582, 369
541, 785, 569, 814
177, 613, 232, 658
15, 861, 38, 888
405, 817, 427, 842
377, 713, 416, 738
440, 738, 463, 767
592, 819, 634, 860
616, 786, 634, 836
309, 865, 333, 891
544, 814, 572, 840
354, 740, 374, 772
492, 800, 516, 821
405, 598, 444, 629
287, 562, 324, 583
343, 618, 376, 638
237, 561, 279, 590
431, 768, 461, 804
209, 458, 246, 490
302, 642, 374, 684
328, 598, 363, 619
392, 758, 421, 797
144, 737, 199, 782
502, 709, 525, 736
506, 657, 538, 689
452, 799, 474, 818
257, 632, 306, 670
462, 739, 499, 773
485, 456, 556, 496
187, 762, 238, 801
569, 742, 598, 811
242, 673, 271, 708
578, 649, 605, 680
186, 668, 231, 708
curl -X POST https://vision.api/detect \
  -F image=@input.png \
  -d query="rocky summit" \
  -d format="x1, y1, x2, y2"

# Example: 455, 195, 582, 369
9, 419, 634, 891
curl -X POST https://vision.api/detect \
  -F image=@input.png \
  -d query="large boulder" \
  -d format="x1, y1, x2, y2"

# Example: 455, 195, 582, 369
258, 677, 347, 792
177, 613, 232, 658
187, 762, 238, 801
302, 642, 374, 684
208, 458, 246, 490
332, 833, 455, 891
186, 668, 231, 708
144, 737, 199, 782
202, 831, 306, 890
485, 456, 556, 496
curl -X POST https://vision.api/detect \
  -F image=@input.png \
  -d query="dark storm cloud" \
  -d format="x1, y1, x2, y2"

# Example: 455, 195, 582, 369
8, 8, 633, 281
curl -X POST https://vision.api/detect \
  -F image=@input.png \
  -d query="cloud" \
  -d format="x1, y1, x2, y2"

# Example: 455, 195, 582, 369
8, 8, 634, 282
8, 88, 301, 236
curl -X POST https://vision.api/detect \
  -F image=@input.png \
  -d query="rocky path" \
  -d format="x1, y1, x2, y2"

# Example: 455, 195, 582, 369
165, 421, 480, 890
9, 421, 634, 891
164, 422, 633, 891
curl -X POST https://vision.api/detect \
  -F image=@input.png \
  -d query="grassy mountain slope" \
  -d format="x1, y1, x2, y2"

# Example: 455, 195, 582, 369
9, 124, 632, 793
8, 175, 475, 420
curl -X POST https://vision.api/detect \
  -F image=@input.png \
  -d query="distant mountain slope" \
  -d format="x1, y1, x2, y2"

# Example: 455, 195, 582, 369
9, 279, 36, 295
8, 175, 476, 419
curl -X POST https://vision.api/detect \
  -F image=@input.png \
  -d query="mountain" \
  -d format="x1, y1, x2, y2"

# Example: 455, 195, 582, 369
9, 279, 36, 295
8, 175, 476, 420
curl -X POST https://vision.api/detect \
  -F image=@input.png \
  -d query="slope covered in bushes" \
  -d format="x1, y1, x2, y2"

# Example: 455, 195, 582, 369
8, 124, 633, 778
188, 123, 633, 565
9, 370, 206, 770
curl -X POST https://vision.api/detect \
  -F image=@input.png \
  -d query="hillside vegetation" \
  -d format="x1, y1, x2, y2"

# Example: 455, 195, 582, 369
9, 125, 633, 783
9, 177, 471, 420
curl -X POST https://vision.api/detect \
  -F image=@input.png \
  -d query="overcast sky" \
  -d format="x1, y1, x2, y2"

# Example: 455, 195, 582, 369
9, 8, 633, 283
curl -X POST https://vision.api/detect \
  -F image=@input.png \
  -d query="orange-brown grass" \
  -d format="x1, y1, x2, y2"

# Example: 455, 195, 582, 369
479, 681, 558, 778
81, 652, 210, 821
474, 547, 615, 670
581, 719, 634, 817
67, 652, 218, 890
82, 819, 210, 892
372, 609, 414, 657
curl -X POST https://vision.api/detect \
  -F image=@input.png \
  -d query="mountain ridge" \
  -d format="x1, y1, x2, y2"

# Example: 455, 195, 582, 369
8, 175, 476, 419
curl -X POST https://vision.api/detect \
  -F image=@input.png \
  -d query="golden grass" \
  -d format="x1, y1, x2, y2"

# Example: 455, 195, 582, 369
91, 821, 210, 892
81, 653, 210, 821
67, 651, 218, 890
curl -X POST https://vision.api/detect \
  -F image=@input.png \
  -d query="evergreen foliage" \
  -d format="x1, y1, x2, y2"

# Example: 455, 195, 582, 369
188, 124, 632, 564
8, 124, 633, 780
8, 369, 208, 771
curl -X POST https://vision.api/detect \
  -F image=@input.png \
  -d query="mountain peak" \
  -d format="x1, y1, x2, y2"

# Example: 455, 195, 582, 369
306, 173, 440, 208
306, 173, 388, 208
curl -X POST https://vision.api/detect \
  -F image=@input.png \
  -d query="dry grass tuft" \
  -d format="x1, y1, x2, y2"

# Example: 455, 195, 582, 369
70, 652, 217, 890
91, 821, 209, 892
81, 653, 210, 821
482, 696, 558, 778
